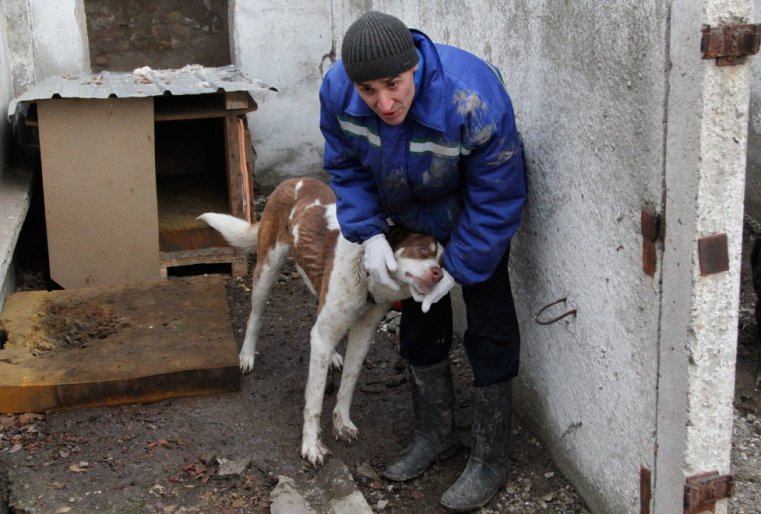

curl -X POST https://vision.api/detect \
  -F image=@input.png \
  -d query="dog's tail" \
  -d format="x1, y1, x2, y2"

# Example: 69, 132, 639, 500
198, 213, 258, 252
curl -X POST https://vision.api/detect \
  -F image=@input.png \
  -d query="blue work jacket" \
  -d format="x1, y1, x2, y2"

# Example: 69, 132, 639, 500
319, 30, 526, 286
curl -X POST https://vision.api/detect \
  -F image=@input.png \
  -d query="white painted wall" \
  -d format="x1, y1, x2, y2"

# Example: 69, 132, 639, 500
374, 2, 668, 512
342, 1, 748, 513
657, 2, 751, 513
747, 0, 761, 222
2, 0, 89, 97
1, 1, 753, 512
745, 22, 761, 512
0, 0, 13, 162
231, 0, 334, 192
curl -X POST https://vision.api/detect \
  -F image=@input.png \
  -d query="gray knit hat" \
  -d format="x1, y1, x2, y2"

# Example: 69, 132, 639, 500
341, 11, 419, 83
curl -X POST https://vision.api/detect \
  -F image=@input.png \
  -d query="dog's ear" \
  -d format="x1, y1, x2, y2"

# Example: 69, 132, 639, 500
386, 225, 412, 250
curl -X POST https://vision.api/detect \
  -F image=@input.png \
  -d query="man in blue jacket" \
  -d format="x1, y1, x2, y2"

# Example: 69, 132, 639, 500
320, 11, 526, 512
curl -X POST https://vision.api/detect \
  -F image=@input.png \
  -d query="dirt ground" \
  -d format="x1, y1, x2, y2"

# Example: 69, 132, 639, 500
1, 226, 761, 513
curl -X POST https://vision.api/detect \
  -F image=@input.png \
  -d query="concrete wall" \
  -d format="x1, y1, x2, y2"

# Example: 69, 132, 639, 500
748, 0, 761, 223
3, 0, 90, 97
336, 2, 746, 513
369, 2, 668, 512
657, 2, 751, 513
1, 1, 753, 512
0, 1, 12, 162
231, 0, 335, 192
0, 0, 30, 311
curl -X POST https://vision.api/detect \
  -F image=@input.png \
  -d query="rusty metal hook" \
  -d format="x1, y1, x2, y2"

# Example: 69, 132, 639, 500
534, 297, 577, 326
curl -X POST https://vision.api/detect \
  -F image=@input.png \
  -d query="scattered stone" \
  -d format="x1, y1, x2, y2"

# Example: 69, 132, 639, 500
356, 462, 380, 482
375, 499, 389, 511
329, 490, 373, 514
270, 476, 312, 514
216, 457, 250, 477
67, 462, 88, 473
408, 489, 425, 500
149, 484, 166, 497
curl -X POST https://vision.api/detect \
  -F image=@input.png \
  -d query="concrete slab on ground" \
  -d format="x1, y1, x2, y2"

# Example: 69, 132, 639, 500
0, 161, 34, 312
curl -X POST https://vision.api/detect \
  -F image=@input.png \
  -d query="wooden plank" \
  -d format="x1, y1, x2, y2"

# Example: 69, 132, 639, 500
159, 247, 248, 278
243, 122, 258, 222
225, 91, 257, 111
224, 115, 245, 218
0, 275, 240, 413
154, 93, 256, 122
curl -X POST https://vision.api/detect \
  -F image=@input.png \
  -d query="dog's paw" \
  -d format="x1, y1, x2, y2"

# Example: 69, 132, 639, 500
332, 411, 358, 442
332, 422, 358, 443
330, 351, 344, 371
239, 354, 255, 374
301, 439, 331, 467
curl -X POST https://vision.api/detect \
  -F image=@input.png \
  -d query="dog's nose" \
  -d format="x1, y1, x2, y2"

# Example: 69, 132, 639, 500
430, 266, 443, 282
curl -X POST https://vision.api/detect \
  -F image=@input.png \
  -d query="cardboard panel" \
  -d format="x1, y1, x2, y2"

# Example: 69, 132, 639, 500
37, 98, 159, 288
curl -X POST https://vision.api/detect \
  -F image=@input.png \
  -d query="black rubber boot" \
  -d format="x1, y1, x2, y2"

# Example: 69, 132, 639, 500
382, 360, 459, 481
440, 381, 512, 512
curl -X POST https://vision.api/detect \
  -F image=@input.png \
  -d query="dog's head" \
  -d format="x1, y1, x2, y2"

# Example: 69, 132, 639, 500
382, 226, 445, 300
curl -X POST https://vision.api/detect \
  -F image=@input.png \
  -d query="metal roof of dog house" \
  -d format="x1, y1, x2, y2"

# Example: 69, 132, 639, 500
9, 64, 275, 115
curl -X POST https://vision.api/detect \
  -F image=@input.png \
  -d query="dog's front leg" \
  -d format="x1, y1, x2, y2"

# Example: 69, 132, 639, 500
333, 303, 390, 443
301, 319, 343, 466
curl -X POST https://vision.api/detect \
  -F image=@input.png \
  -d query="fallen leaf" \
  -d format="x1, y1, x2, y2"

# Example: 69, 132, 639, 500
0, 415, 16, 429
9, 444, 22, 454
17, 413, 43, 425
55, 507, 72, 513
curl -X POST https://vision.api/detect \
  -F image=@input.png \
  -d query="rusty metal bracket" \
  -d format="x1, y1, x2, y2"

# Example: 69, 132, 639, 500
684, 471, 734, 514
701, 23, 761, 65
641, 210, 660, 276
698, 233, 729, 276
535, 297, 576, 326
640, 466, 652, 514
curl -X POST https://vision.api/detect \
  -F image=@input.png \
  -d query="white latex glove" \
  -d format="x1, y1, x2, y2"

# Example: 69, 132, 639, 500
421, 268, 456, 313
362, 234, 399, 290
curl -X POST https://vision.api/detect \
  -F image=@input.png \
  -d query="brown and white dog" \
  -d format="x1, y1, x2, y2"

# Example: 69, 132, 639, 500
199, 177, 444, 465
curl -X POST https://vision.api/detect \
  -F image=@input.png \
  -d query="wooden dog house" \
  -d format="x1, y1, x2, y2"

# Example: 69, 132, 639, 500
12, 65, 271, 289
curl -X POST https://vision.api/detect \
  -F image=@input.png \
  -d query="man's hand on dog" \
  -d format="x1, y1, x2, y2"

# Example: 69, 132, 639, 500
421, 268, 456, 313
362, 234, 400, 290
